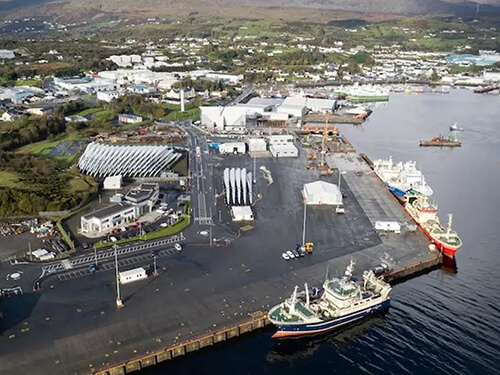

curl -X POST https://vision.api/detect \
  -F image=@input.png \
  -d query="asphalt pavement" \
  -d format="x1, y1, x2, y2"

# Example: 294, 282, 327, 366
0, 135, 435, 375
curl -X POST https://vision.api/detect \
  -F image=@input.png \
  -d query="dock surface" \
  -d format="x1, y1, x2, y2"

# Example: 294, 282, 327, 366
0, 144, 440, 375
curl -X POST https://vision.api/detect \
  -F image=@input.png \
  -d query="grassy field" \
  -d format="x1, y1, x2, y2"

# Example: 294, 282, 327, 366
15, 79, 41, 87
0, 170, 22, 189
94, 216, 191, 249
77, 107, 115, 122
17, 135, 87, 166
67, 175, 97, 194
18, 138, 64, 155
164, 107, 200, 121
163, 102, 196, 111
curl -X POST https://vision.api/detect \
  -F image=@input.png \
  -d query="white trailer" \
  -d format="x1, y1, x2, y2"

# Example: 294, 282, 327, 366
375, 221, 401, 234
119, 267, 147, 284
219, 142, 246, 155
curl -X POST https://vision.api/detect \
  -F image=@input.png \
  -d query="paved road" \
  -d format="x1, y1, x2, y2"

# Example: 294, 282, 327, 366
185, 125, 215, 226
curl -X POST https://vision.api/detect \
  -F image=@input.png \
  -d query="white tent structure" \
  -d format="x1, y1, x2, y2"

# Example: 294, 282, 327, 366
79, 143, 182, 178
302, 181, 343, 206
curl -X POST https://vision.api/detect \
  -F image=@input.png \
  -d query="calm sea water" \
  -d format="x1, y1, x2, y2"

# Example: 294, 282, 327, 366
145, 89, 500, 375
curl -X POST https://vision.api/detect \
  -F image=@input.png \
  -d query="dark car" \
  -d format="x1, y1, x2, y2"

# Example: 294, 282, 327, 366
88, 263, 97, 273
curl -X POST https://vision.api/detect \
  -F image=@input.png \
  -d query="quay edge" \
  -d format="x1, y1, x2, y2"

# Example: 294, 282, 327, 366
92, 252, 442, 375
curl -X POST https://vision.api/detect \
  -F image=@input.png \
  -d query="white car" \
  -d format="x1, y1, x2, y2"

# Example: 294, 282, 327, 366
174, 243, 182, 252
286, 250, 295, 259
282, 252, 290, 260
160, 223, 169, 228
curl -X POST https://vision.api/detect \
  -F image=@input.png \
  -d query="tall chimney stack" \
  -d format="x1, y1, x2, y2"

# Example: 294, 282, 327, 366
180, 89, 185, 112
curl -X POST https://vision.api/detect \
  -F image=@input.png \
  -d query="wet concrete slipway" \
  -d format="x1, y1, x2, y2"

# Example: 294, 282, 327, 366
0, 135, 438, 374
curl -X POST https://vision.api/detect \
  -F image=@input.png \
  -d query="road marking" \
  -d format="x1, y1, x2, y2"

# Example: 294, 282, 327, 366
43, 235, 185, 275
56, 247, 179, 282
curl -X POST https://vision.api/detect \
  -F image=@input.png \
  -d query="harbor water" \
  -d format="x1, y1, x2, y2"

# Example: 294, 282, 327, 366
144, 89, 500, 375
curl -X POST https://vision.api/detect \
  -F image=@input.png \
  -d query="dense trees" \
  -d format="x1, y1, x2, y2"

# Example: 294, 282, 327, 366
0, 116, 67, 151
0, 152, 96, 215
107, 94, 165, 120
172, 76, 226, 92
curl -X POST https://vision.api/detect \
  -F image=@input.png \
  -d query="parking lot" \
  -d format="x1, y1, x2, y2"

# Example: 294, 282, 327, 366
57, 247, 179, 282
42, 234, 185, 274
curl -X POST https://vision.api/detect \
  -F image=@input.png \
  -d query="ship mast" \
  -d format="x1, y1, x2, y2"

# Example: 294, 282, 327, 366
302, 199, 307, 247
290, 286, 298, 314
304, 283, 310, 306
446, 214, 453, 239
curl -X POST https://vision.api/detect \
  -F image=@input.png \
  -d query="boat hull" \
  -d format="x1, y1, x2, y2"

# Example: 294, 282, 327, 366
421, 228, 459, 258
271, 300, 390, 338
419, 141, 461, 147
405, 209, 461, 259
386, 184, 406, 200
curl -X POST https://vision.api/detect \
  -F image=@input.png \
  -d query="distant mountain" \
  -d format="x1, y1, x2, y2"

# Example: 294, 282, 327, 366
1, 0, 499, 22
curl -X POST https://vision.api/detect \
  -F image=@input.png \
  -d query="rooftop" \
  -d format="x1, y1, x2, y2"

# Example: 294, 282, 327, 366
82, 203, 131, 220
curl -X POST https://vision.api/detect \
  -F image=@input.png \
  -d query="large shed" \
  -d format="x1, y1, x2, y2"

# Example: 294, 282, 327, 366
302, 181, 343, 206
247, 138, 267, 152
231, 206, 254, 221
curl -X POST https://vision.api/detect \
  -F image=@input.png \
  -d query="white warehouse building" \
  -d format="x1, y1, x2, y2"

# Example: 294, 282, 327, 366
303, 181, 343, 206
247, 138, 267, 152
219, 142, 246, 155
268, 134, 298, 157
200, 106, 247, 131
79, 143, 183, 178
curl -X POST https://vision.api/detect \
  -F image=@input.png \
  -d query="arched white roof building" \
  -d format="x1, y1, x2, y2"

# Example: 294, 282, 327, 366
79, 143, 183, 177
303, 181, 343, 206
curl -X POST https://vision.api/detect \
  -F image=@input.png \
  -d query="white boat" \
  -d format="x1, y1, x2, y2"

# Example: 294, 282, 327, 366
373, 157, 433, 199
449, 122, 464, 131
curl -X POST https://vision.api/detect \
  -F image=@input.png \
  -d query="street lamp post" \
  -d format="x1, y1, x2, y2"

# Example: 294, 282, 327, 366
153, 255, 158, 276
94, 246, 97, 266
114, 244, 123, 308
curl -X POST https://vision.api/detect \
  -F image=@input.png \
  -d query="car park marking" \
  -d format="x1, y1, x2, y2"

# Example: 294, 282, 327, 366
56, 248, 178, 282
42, 234, 185, 275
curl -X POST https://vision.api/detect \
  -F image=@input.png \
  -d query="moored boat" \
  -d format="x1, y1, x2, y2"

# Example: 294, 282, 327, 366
373, 157, 433, 199
267, 261, 392, 338
420, 135, 461, 147
335, 86, 390, 103
405, 194, 462, 258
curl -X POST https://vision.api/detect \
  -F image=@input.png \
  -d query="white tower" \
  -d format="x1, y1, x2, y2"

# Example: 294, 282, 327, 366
180, 89, 185, 112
